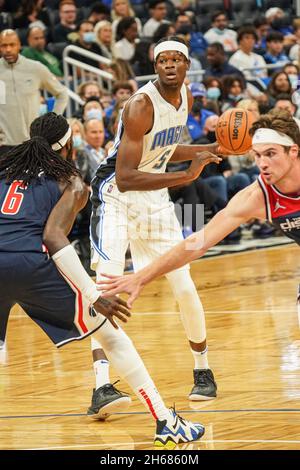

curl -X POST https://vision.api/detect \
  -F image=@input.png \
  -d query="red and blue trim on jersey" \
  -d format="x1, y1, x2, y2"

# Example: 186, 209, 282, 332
258, 174, 300, 245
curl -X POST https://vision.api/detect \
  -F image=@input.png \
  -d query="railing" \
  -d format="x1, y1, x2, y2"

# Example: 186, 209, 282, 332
62, 45, 114, 117
61, 49, 294, 116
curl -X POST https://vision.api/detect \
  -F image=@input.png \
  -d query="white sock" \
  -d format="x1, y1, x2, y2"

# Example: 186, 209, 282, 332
191, 347, 209, 370
93, 322, 171, 422
94, 359, 110, 389
133, 379, 172, 423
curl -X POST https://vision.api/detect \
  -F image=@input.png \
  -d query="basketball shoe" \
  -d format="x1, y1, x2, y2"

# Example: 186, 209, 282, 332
87, 381, 131, 420
189, 369, 217, 401
154, 408, 205, 448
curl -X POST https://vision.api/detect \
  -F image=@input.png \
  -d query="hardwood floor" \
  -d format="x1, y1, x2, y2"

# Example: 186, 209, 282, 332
1, 244, 300, 450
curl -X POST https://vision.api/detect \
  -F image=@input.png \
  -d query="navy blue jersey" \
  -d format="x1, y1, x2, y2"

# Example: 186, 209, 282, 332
0, 175, 61, 253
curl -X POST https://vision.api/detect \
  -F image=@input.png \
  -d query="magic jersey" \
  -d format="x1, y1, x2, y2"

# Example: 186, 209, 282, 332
95, 80, 188, 182
258, 174, 300, 245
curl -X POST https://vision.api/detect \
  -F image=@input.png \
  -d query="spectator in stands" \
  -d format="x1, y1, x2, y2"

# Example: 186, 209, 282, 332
229, 26, 267, 81
288, 23, 300, 62
84, 118, 106, 177
105, 80, 134, 119
203, 76, 222, 113
68, 117, 90, 183
100, 89, 113, 111
88, 2, 111, 25
21, 26, 63, 77
77, 80, 103, 102
267, 71, 292, 108
0, 1, 13, 32
265, 7, 293, 37
0, 29, 68, 145
174, 12, 207, 59
94, 20, 113, 60
82, 96, 105, 123
283, 63, 299, 91
111, 0, 142, 41
68, 117, 93, 273
108, 58, 137, 90
13, 0, 50, 30
253, 16, 269, 53
113, 16, 138, 61
175, 27, 203, 82
273, 93, 300, 129
142, 0, 168, 39
264, 31, 289, 73
221, 75, 247, 112
53, 0, 77, 43
69, 20, 104, 69
204, 11, 237, 53
204, 42, 245, 81
186, 83, 217, 142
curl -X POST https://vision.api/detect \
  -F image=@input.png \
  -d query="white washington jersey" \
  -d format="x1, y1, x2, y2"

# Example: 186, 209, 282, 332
94, 80, 188, 182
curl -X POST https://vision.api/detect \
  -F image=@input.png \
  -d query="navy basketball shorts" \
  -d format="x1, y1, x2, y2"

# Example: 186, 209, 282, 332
0, 252, 106, 347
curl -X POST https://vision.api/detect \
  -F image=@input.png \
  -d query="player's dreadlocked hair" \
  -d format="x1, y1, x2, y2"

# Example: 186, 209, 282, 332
0, 112, 81, 185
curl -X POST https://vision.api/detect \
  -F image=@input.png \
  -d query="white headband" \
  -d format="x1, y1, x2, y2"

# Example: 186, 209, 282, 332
252, 128, 295, 146
51, 126, 72, 151
154, 40, 189, 61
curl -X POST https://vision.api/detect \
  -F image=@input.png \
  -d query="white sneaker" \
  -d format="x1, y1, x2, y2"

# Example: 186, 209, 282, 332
154, 408, 205, 448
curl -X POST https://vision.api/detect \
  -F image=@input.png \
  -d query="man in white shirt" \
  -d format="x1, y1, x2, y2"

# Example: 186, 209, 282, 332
229, 25, 267, 81
142, 0, 169, 38
204, 11, 237, 53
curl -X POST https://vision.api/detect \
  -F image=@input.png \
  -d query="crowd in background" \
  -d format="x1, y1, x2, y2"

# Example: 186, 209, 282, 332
0, 0, 299, 266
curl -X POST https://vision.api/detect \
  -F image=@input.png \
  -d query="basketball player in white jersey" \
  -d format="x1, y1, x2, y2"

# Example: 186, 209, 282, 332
98, 110, 300, 320
88, 37, 221, 419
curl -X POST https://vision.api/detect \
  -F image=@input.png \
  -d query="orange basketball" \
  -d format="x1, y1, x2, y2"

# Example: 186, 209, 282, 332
216, 108, 255, 154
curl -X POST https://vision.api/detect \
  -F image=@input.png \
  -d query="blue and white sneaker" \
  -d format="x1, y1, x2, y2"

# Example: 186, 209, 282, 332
154, 408, 205, 448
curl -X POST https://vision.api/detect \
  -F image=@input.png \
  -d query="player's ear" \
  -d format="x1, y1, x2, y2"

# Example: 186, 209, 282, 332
290, 144, 299, 160
186, 59, 191, 71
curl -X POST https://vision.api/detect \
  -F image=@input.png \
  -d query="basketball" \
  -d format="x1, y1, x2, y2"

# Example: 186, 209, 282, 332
216, 108, 255, 154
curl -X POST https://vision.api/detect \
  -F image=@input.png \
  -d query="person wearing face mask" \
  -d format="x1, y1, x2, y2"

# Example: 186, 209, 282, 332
204, 11, 238, 53
68, 117, 94, 273
69, 20, 104, 70
82, 97, 105, 123
203, 76, 222, 115
283, 63, 299, 92
221, 75, 248, 112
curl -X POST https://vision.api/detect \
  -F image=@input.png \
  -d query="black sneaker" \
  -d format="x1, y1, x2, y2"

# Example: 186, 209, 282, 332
87, 382, 131, 420
189, 369, 217, 401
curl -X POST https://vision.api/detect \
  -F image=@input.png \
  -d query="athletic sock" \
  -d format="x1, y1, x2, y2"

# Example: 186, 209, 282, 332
133, 380, 172, 423
191, 347, 209, 370
93, 359, 110, 389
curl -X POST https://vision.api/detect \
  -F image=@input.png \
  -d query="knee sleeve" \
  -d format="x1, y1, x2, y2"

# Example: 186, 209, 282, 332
93, 321, 148, 383
91, 262, 125, 350
166, 269, 207, 343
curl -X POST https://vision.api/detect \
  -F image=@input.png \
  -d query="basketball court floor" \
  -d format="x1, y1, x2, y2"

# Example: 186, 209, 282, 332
1, 244, 300, 450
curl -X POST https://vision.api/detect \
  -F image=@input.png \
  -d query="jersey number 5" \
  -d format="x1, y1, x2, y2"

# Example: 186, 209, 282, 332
153, 149, 172, 170
1, 181, 26, 215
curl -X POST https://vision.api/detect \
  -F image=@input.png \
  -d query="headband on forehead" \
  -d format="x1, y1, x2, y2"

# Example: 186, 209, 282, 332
154, 40, 189, 61
252, 128, 295, 146
51, 126, 72, 151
